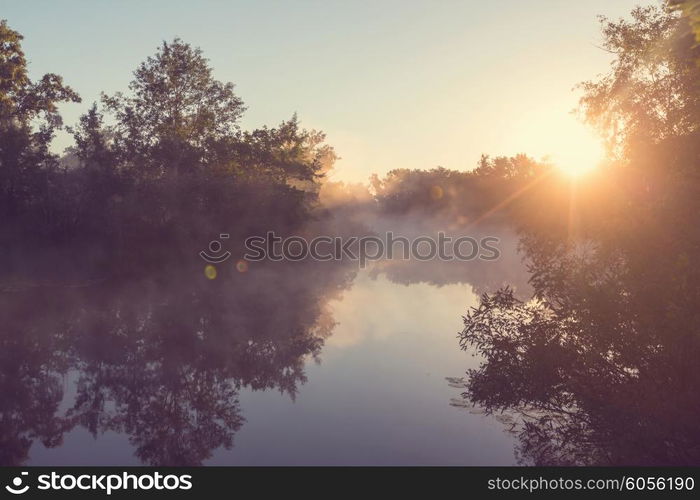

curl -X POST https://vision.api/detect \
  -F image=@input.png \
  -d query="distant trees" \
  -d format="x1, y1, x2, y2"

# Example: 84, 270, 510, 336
370, 155, 549, 223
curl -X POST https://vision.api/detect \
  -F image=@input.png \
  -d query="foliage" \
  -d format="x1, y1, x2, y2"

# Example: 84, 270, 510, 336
0, 25, 335, 278
0, 19, 79, 241
370, 155, 549, 223
578, 5, 700, 157
459, 3, 700, 465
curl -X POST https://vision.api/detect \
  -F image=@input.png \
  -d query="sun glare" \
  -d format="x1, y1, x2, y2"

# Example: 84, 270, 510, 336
548, 123, 605, 180
558, 161, 597, 178
512, 114, 606, 182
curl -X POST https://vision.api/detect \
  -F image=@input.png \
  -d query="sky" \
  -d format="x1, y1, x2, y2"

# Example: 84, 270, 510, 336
2, 0, 645, 183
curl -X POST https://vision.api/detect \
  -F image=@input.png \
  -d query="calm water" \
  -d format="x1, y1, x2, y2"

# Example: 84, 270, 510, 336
4, 227, 531, 466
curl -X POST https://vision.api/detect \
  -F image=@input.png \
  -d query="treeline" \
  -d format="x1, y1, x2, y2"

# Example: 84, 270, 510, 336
369, 154, 546, 221
319, 154, 558, 236
1, 18, 568, 283
1, 21, 334, 278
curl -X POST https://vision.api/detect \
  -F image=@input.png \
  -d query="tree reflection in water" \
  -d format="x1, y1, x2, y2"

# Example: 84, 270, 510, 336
0, 223, 533, 466
458, 209, 700, 465
0, 259, 356, 465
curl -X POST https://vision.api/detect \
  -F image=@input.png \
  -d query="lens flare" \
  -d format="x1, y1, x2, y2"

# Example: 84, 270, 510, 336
204, 265, 217, 280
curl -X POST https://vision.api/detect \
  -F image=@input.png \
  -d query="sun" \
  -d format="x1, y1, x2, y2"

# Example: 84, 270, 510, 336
548, 123, 605, 179
512, 113, 605, 181
557, 161, 597, 179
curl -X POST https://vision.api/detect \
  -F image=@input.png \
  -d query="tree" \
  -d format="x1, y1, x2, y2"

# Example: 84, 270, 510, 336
102, 39, 245, 181
0, 20, 79, 222
40, 38, 336, 273
578, 5, 700, 158
458, 3, 700, 465
671, 0, 700, 53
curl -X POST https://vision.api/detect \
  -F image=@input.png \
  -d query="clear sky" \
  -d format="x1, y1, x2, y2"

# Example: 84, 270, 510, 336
2, 0, 645, 183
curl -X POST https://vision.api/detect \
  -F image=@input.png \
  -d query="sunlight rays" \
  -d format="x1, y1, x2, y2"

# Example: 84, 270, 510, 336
467, 172, 551, 228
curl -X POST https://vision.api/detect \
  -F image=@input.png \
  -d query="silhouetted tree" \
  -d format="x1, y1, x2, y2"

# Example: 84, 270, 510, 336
579, 5, 700, 157
457, 3, 700, 465
0, 20, 79, 238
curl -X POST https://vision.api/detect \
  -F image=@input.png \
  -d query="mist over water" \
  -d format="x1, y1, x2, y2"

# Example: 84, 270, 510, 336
5, 209, 527, 465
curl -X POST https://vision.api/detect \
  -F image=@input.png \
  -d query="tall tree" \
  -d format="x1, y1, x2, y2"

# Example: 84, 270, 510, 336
458, 4, 700, 465
578, 5, 700, 158
92, 38, 335, 257
102, 39, 245, 181
0, 19, 79, 221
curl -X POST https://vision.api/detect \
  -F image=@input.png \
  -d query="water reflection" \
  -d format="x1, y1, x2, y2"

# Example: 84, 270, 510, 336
456, 232, 700, 465
1, 288, 72, 464
1, 220, 533, 465
368, 226, 531, 299
0, 258, 356, 465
